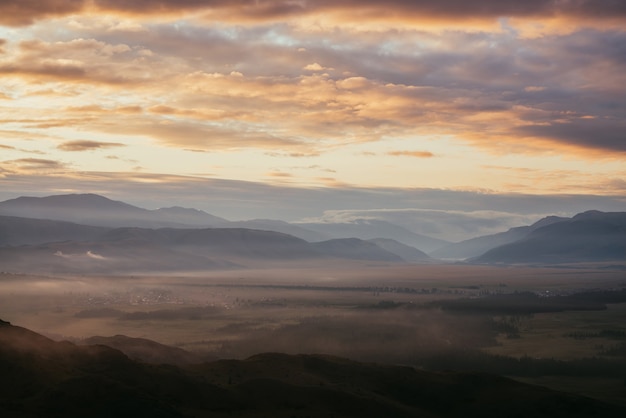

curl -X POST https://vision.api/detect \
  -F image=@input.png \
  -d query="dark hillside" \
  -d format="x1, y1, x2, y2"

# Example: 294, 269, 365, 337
1, 319, 624, 418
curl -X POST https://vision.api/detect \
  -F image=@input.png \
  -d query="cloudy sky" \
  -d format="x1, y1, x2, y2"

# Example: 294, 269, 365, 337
0, 1, 624, 240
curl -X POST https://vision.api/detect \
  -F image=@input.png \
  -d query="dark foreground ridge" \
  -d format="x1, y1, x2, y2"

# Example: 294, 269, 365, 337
1, 319, 623, 418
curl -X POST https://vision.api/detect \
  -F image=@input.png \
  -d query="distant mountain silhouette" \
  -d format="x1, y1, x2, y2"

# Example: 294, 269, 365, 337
298, 219, 449, 253
312, 238, 404, 261
2, 319, 622, 418
0, 220, 413, 274
0, 215, 107, 246
152, 206, 228, 226
229, 219, 330, 242
0, 193, 227, 228
367, 238, 433, 262
0, 194, 442, 249
3, 193, 622, 267
431, 215, 567, 260
472, 211, 626, 264
99, 227, 319, 259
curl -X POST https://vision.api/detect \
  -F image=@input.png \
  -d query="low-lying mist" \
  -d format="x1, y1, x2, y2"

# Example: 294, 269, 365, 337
3, 264, 626, 408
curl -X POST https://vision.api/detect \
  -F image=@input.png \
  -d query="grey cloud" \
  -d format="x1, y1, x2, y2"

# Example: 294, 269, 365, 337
517, 119, 626, 153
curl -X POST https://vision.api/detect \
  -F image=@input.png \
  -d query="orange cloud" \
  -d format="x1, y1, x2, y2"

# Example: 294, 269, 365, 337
0, 2, 623, 164
3, 158, 67, 173
57, 140, 126, 151
388, 151, 435, 158
2, 1, 624, 29
0, 38, 149, 85
0, 0, 85, 27
266, 171, 293, 177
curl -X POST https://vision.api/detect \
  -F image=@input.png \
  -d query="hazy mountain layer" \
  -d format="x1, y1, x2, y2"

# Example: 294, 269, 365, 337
0, 194, 443, 248
0, 215, 107, 246
2, 319, 622, 418
312, 238, 403, 261
0, 221, 409, 274
228, 219, 330, 242
0, 193, 227, 229
472, 211, 626, 264
431, 215, 567, 260
298, 219, 449, 253
2, 193, 623, 267
367, 238, 432, 262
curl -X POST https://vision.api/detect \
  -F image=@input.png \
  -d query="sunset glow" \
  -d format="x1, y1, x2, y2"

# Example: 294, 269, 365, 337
1, 1, 624, 228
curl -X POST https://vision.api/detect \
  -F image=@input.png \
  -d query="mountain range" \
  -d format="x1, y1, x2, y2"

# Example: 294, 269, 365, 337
0, 221, 414, 274
0, 194, 445, 252
1, 319, 623, 418
0, 193, 624, 268
431, 215, 569, 260
0, 193, 227, 229
472, 210, 626, 264
296, 219, 449, 253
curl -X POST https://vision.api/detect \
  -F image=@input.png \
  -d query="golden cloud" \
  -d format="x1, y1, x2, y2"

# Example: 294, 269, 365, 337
388, 151, 435, 158
0, 0, 85, 27
2, 158, 67, 174
1, 0, 624, 31
0, 6, 622, 163
57, 140, 126, 151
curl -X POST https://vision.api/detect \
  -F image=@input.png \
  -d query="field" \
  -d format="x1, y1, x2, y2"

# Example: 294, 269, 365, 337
1, 263, 625, 406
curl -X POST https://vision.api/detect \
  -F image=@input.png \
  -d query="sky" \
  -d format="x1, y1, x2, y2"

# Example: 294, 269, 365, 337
0, 1, 624, 241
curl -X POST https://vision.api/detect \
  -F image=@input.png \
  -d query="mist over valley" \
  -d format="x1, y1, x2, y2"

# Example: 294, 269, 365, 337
1, 193, 625, 416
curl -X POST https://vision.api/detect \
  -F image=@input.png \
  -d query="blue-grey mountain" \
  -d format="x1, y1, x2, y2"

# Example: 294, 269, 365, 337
472, 211, 626, 264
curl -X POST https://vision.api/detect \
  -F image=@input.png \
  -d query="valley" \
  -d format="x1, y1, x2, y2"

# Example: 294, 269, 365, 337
2, 264, 625, 409
1, 193, 625, 416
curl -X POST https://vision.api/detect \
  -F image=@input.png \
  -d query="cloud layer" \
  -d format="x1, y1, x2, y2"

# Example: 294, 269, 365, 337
0, 0, 623, 222
3, 1, 626, 27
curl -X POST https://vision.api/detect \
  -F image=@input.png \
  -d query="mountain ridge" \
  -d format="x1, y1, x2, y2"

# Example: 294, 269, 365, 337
0, 193, 227, 229
472, 211, 626, 264
2, 193, 623, 267
298, 218, 449, 253
0, 219, 413, 274
431, 215, 568, 260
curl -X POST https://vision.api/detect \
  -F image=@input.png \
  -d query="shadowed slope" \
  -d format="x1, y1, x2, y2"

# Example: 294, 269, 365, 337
1, 319, 624, 418
82, 335, 209, 366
